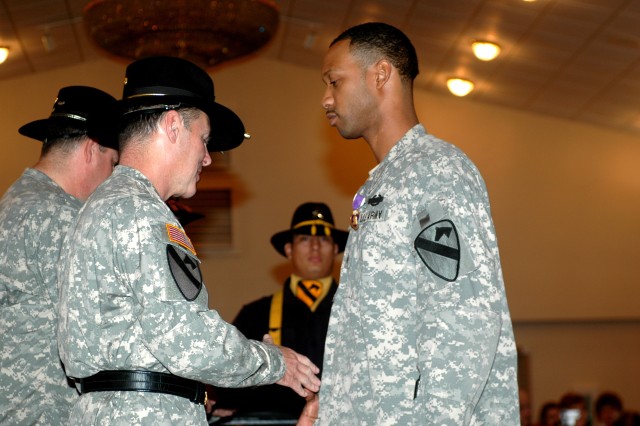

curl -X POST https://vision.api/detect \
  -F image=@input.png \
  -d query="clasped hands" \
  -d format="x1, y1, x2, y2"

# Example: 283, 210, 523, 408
263, 334, 320, 425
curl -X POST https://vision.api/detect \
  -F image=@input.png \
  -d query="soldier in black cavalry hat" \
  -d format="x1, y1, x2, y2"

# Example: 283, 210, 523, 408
213, 202, 347, 421
0, 86, 119, 423
119, 55, 247, 152
56, 56, 321, 426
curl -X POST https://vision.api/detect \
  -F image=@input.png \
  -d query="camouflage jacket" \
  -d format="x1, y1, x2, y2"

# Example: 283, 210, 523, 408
57, 166, 285, 425
317, 125, 519, 425
0, 169, 79, 424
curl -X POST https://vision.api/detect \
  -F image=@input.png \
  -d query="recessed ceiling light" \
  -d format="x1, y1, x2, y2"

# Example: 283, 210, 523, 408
472, 41, 501, 61
447, 78, 474, 97
0, 47, 9, 64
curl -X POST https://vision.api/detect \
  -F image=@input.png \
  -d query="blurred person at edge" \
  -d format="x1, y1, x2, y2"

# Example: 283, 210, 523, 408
595, 392, 623, 426
520, 388, 533, 426
0, 86, 119, 424
560, 392, 591, 426
539, 401, 562, 426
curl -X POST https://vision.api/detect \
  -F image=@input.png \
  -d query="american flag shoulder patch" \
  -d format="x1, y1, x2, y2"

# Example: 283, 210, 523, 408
166, 223, 197, 256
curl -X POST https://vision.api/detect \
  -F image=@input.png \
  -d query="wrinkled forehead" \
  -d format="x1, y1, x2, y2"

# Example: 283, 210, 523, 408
202, 112, 211, 131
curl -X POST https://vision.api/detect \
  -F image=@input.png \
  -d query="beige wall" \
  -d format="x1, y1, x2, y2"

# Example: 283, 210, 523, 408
1, 56, 638, 418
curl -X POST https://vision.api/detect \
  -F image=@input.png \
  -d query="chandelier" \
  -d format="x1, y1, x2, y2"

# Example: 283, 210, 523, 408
83, 0, 279, 68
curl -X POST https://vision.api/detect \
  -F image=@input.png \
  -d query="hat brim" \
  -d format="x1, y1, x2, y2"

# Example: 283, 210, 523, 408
270, 228, 349, 257
18, 117, 118, 150
18, 119, 55, 142
119, 95, 245, 152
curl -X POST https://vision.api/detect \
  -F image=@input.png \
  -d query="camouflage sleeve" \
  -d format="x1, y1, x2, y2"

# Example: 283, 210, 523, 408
101, 199, 285, 387
409, 162, 517, 424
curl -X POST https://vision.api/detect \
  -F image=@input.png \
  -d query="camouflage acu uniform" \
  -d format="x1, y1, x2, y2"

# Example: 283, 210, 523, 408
57, 166, 285, 425
317, 125, 519, 425
0, 169, 80, 424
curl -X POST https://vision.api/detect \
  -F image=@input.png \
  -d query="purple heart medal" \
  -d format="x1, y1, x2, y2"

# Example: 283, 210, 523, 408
350, 193, 365, 230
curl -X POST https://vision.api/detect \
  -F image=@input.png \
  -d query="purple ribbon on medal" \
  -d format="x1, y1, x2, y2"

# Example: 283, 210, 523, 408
352, 193, 364, 210
350, 193, 365, 230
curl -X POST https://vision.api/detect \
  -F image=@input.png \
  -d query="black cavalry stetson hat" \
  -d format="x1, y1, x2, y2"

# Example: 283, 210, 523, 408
119, 56, 246, 152
18, 86, 118, 150
270, 202, 349, 257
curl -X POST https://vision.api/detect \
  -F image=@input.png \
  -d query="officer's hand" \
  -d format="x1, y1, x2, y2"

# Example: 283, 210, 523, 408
263, 334, 320, 398
297, 392, 319, 426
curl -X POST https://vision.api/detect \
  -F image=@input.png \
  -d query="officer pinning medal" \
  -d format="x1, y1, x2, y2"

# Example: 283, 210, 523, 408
56, 56, 320, 425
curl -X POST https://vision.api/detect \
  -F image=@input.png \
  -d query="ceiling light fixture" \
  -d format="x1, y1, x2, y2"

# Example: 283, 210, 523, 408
41, 33, 56, 52
83, 0, 280, 68
447, 78, 474, 97
37, 18, 81, 53
472, 41, 501, 61
303, 31, 317, 50
0, 46, 9, 64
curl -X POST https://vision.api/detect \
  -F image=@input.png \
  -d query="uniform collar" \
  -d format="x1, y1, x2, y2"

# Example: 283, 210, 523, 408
367, 123, 426, 178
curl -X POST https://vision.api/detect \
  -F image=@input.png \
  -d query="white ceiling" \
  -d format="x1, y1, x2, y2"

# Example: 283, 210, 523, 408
1, 0, 640, 136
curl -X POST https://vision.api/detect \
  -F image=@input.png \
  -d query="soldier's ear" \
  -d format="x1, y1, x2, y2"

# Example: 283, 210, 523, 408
284, 242, 293, 259
373, 59, 392, 88
82, 137, 98, 164
161, 110, 182, 144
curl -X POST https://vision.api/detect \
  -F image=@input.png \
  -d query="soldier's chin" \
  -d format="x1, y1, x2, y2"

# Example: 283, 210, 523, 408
181, 186, 198, 199
337, 127, 360, 140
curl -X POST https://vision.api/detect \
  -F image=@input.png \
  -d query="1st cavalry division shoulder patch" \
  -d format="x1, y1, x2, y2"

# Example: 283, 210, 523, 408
414, 219, 461, 282
165, 223, 202, 301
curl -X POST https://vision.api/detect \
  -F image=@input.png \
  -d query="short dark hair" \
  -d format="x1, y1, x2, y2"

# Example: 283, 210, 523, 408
119, 107, 204, 151
331, 22, 419, 82
596, 392, 623, 415
559, 392, 587, 409
539, 402, 560, 424
41, 133, 87, 156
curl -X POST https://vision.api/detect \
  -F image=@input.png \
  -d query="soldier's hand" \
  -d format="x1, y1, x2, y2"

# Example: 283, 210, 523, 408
297, 392, 319, 426
204, 384, 235, 418
263, 334, 320, 398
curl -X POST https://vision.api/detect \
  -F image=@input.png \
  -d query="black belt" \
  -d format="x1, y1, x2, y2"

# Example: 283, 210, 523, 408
77, 370, 207, 405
